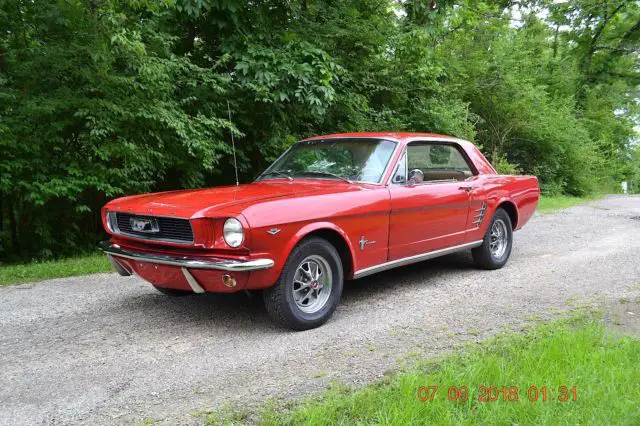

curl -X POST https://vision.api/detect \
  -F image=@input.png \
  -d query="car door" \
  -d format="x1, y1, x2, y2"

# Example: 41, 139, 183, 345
387, 141, 475, 261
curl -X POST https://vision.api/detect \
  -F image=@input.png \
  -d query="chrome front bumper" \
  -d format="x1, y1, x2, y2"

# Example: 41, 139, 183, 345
97, 240, 275, 272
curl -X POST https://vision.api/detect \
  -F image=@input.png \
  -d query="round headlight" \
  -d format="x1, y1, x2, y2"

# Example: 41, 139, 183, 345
223, 218, 244, 248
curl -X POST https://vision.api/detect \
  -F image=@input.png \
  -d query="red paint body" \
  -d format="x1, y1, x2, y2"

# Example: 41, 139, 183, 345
102, 132, 539, 292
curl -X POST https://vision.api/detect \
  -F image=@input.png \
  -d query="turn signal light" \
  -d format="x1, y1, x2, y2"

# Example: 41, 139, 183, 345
222, 274, 237, 288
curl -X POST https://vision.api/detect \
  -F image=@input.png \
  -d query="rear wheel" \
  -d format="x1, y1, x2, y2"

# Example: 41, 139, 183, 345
472, 208, 513, 270
263, 237, 343, 330
153, 285, 192, 296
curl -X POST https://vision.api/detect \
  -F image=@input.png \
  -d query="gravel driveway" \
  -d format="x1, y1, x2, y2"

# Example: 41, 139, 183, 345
1, 195, 639, 425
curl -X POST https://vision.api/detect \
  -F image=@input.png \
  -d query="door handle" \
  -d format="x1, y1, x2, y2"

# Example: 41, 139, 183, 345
458, 186, 473, 192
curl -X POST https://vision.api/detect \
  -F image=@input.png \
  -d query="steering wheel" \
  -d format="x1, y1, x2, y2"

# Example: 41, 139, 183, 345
408, 169, 424, 185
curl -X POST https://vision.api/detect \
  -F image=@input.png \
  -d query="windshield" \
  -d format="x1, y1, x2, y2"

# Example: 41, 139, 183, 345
259, 138, 397, 184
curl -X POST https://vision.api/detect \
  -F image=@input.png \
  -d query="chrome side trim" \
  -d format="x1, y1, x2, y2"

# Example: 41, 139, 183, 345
97, 241, 274, 272
182, 267, 206, 293
353, 240, 483, 279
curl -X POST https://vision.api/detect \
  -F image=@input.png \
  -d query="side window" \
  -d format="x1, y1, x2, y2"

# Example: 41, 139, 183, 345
391, 152, 407, 184
406, 143, 473, 183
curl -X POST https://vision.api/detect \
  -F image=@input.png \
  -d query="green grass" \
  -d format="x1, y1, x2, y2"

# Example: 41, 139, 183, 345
203, 404, 250, 426
537, 194, 602, 214
259, 314, 640, 426
0, 253, 111, 286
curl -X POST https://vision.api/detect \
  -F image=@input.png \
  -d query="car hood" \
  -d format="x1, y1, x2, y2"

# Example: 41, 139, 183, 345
105, 180, 359, 218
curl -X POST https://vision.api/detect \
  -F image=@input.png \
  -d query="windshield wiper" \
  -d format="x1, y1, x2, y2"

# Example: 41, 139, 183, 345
298, 171, 353, 183
260, 171, 293, 181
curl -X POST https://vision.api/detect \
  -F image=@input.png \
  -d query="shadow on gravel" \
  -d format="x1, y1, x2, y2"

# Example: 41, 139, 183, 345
116, 290, 278, 333
111, 251, 477, 332
342, 251, 475, 303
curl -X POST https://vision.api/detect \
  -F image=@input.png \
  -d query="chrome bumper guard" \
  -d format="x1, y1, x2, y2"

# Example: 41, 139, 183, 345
97, 240, 274, 272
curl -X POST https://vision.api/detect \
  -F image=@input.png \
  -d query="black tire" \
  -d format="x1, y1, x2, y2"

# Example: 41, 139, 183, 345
153, 285, 192, 296
472, 208, 513, 270
263, 237, 344, 330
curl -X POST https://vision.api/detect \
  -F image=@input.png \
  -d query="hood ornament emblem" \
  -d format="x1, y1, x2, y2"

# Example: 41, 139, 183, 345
267, 228, 281, 235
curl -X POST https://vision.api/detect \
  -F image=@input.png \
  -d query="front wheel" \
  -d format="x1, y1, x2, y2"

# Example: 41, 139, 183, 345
263, 237, 343, 330
472, 208, 513, 270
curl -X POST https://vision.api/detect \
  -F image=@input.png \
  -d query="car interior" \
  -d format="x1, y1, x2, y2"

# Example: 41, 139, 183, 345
406, 143, 473, 183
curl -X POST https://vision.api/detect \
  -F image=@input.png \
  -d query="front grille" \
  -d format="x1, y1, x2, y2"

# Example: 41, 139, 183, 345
109, 212, 194, 244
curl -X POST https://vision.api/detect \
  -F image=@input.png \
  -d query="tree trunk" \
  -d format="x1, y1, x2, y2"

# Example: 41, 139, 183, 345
183, 23, 197, 54
552, 24, 559, 58
7, 196, 19, 256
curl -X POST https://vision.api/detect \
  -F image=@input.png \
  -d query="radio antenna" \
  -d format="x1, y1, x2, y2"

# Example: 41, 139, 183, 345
227, 101, 240, 186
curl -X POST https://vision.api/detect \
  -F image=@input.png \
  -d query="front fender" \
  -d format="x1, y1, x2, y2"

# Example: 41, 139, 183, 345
245, 221, 358, 289
289, 221, 358, 274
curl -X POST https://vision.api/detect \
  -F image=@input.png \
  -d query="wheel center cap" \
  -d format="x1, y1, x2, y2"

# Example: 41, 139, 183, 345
311, 281, 319, 289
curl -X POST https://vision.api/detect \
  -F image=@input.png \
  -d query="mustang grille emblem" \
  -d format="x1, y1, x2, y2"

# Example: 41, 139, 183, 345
130, 217, 159, 233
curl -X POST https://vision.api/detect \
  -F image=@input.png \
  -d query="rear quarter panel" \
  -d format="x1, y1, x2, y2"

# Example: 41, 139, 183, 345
507, 175, 540, 229
465, 175, 539, 243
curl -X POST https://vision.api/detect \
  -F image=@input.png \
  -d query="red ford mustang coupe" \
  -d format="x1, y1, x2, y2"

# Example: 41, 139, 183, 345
99, 132, 539, 329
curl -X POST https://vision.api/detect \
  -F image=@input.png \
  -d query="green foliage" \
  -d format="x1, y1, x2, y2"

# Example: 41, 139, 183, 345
0, 0, 231, 260
493, 155, 521, 175
0, 0, 638, 261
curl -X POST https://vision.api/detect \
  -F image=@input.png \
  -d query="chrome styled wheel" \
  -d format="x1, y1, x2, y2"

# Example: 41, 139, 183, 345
472, 208, 513, 270
263, 237, 344, 330
489, 218, 509, 259
292, 255, 333, 314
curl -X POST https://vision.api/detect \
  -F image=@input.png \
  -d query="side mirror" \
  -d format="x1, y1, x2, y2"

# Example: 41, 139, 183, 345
393, 174, 406, 184
408, 169, 424, 185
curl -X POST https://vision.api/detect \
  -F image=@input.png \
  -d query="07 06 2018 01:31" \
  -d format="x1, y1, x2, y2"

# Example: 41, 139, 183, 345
417, 385, 577, 402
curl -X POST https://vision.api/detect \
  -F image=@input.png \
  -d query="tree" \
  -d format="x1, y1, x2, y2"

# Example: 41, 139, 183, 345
0, 0, 638, 261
